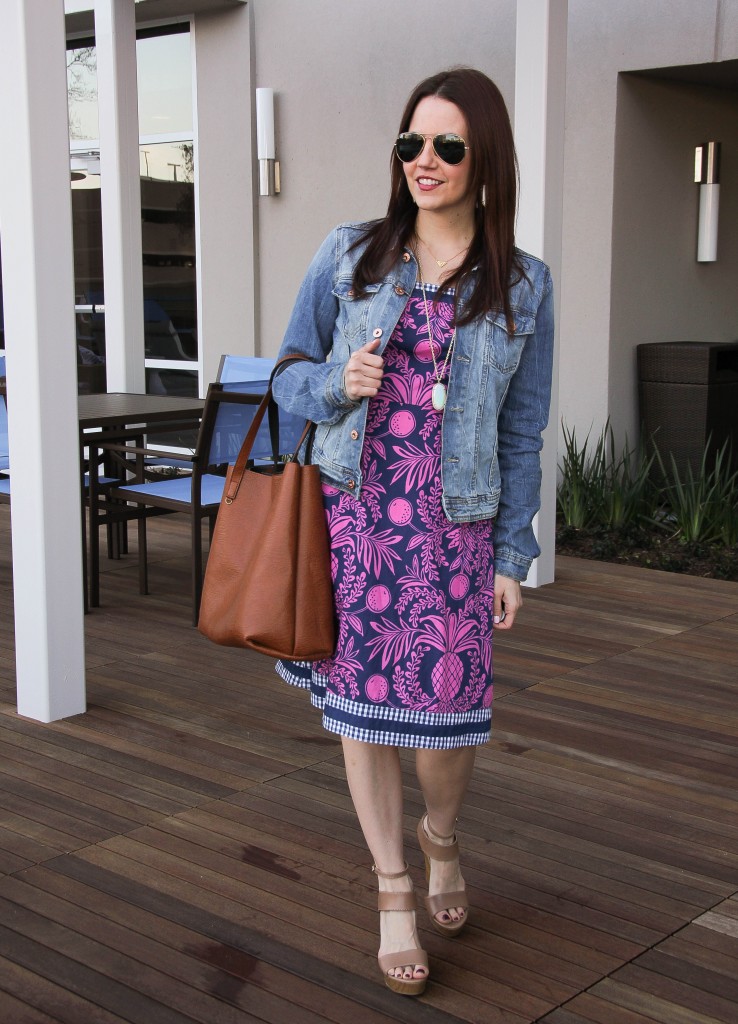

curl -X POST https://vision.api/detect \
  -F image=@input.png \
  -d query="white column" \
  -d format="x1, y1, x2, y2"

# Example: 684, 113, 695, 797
95, 0, 146, 393
514, 0, 567, 587
0, 0, 86, 721
192, 7, 256, 392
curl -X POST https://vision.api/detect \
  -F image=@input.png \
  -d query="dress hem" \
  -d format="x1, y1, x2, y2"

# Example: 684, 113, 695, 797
275, 659, 491, 749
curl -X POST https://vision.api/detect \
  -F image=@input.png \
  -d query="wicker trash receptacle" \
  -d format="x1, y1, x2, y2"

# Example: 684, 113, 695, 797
637, 341, 738, 478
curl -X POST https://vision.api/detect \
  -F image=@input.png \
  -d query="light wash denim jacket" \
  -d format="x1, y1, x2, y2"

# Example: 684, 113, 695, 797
273, 223, 554, 581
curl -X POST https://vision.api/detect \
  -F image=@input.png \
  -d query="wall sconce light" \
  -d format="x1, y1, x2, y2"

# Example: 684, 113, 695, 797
256, 87, 280, 196
695, 141, 720, 262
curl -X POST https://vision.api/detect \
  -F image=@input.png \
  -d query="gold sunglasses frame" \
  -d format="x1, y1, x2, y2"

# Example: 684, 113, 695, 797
394, 132, 470, 165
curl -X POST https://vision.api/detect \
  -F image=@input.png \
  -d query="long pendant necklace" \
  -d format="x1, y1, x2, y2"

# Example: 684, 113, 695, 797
414, 246, 456, 412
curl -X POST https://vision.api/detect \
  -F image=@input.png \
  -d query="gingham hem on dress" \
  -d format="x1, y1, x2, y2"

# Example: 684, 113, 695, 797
275, 659, 491, 749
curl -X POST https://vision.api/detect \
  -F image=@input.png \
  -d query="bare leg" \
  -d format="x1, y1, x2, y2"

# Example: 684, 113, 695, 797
341, 736, 427, 982
415, 746, 477, 926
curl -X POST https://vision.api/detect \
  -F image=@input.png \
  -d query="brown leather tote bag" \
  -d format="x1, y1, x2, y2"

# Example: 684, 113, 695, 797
198, 358, 335, 660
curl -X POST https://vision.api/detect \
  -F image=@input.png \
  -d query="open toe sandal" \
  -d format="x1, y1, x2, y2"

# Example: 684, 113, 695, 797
417, 814, 469, 937
374, 865, 429, 996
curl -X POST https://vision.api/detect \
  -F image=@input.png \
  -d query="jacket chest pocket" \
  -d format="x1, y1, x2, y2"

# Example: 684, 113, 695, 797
484, 311, 534, 373
332, 280, 380, 341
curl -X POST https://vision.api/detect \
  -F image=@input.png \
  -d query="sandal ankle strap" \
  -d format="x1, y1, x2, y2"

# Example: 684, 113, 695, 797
372, 861, 409, 880
425, 814, 457, 844
417, 816, 459, 860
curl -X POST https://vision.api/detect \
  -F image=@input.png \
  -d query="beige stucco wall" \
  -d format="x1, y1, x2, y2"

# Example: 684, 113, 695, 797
560, 0, 738, 441
200, 0, 738, 449
249, 0, 516, 354
610, 75, 738, 444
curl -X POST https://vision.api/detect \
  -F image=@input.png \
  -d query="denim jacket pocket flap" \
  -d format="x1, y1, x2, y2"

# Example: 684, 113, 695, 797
488, 310, 536, 336
332, 280, 380, 340
332, 280, 381, 301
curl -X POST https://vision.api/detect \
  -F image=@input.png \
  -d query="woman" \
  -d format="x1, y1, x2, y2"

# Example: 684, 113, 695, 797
272, 67, 554, 996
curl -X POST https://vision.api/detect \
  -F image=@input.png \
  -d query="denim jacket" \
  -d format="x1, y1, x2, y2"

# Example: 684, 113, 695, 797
273, 223, 554, 581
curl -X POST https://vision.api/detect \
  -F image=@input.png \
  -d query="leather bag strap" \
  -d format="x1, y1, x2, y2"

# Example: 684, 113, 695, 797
224, 354, 314, 504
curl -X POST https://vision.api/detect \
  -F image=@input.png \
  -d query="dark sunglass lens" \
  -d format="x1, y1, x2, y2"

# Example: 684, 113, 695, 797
434, 135, 466, 164
395, 134, 424, 162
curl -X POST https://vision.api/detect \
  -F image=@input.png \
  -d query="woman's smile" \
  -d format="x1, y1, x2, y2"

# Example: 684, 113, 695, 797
416, 176, 445, 191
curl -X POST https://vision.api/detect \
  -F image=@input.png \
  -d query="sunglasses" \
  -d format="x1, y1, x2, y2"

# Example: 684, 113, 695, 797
395, 132, 469, 166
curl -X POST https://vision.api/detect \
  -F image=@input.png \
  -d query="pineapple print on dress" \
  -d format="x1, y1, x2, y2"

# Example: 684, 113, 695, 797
308, 285, 496, 748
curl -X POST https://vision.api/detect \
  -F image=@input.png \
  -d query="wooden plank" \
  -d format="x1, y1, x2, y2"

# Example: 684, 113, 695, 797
0, 955, 130, 1024
592, 970, 738, 1024
0, 875, 387, 1024
50, 849, 523, 1024
223, 784, 649, 964
4, 865, 406, 1024
657, 930, 738, 980
0, 712, 238, 801
91, 828, 552, 1020
0, 987, 64, 1024
0, 915, 201, 1024
2, 510, 738, 1022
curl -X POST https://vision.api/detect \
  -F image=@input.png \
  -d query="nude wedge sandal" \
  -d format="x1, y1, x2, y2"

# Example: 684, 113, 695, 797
417, 814, 469, 937
374, 865, 429, 996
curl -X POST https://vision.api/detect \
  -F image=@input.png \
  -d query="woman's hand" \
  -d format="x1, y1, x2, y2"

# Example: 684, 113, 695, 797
343, 338, 384, 400
494, 573, 522, 630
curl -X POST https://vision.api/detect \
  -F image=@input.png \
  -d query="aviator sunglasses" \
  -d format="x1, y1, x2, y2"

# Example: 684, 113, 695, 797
395, 132, 469, 166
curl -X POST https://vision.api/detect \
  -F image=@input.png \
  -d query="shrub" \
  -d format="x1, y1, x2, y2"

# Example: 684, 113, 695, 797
557, 420, 654, 532
653, 438, 738, 547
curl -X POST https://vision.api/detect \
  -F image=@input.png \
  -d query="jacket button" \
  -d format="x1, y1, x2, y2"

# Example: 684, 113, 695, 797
372, 327, 383, 338
347, 289, 355, 297
347, 479, 356, 490
394, 285, 405, 296
350, 429, 359, 440
402, 252, 411, 262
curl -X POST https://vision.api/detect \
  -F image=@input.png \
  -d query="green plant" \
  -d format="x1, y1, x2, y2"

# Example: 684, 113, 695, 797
599, 430, 655, 530
557, 422, 601, 529
557, 420, 654, 531
654, 438, 738, 546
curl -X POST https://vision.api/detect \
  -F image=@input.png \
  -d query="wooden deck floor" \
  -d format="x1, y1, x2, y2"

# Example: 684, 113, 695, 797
0, 508, 736, 1023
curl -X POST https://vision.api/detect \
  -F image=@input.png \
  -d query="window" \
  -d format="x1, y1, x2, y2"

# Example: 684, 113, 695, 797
67, 23, 196, 396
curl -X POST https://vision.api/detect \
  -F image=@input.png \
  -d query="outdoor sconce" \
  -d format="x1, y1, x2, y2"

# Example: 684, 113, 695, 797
256, 87, 280, 196
695, 141, 720, 262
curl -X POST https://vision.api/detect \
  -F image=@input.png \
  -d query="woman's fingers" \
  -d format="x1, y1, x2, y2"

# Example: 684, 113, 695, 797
493, 574, 522, 630
344, 338, 385, 399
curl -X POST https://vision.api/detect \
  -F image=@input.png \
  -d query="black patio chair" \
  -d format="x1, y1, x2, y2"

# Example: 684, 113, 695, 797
92, 383, 302, 624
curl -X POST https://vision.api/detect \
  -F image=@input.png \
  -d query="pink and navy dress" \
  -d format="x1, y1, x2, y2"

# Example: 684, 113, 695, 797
276, 284, 494, 748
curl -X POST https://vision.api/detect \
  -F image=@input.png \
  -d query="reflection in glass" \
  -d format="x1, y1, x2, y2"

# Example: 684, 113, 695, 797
71, 168, 106, 392
146, 367, 199, 398
67, 26, 192, 144
67, 43, 98, 141
141, 142, 197, 367
137, 30, 193, 136
69, 139, 197, 396
2, 27, 200, 396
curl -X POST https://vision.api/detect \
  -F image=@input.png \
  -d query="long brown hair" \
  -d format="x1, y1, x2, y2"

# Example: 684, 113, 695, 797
352, 67, 524, 328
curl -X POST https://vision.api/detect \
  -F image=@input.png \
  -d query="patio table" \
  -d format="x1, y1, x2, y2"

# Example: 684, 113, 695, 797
79, 392, 205, 608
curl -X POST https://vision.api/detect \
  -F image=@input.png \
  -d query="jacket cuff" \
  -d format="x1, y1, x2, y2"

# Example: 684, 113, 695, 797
325, 362, 360, 410
494, 547, 532, 583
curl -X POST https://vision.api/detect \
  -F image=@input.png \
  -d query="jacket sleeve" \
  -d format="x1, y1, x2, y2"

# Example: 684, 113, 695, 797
493, 269, 555, 581
272, 228, 360, 425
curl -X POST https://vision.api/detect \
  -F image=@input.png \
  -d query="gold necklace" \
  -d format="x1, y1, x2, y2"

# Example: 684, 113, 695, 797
414, 247, 456, 412
416, 234, 469, 269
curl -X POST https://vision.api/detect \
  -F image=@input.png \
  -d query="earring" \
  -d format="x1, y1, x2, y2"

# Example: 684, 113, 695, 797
480, 184, 487, 208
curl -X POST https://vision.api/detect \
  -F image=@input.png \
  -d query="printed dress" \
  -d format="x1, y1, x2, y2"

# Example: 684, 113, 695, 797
276, 284, 495, 748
